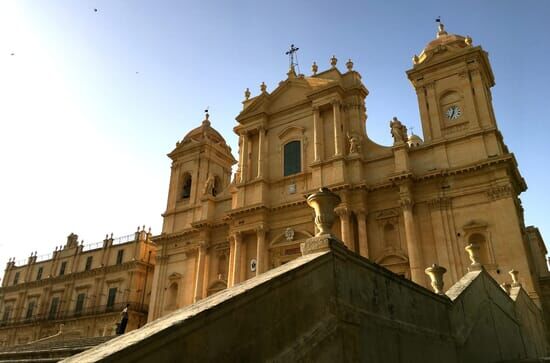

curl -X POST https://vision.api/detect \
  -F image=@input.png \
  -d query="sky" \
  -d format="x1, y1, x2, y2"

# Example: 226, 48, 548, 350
0, 0, 549, 279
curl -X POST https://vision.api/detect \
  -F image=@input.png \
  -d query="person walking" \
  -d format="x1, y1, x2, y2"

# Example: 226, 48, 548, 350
116, 304, 130, 335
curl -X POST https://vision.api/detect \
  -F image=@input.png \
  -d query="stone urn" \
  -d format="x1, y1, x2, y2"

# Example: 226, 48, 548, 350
465, 243, 482, 271
425, 264, 447, 295
306, 187, 341, 236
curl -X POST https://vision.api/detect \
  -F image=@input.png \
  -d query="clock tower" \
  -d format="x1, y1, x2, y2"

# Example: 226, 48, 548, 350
407, 22, 499, 143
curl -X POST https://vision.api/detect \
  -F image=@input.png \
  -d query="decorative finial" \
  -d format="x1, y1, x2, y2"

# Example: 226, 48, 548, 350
465, 35, 472, 46
346, 58, 353, 72
465, 243, 482, 271
203, 107, 210, 125
260, 82, 267, 93
412, 55, 419, 65
435, 16, 447, 37
306, 187, 341, 237
509, 269, 521, 287
311, 61, 318, 75
330, 55, 337, 68
500, 282, 512, 295
110, 232, 113, 239
425, 264, 447, 295
244, 88, 250, 100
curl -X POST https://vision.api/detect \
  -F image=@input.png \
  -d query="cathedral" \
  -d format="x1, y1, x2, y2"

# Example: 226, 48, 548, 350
2, 22, 550, 359
147, 22, 550, 324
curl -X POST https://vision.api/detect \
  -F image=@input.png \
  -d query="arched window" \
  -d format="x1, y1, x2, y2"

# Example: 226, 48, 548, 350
284, 141, 301, 176
181, 173, 192, 199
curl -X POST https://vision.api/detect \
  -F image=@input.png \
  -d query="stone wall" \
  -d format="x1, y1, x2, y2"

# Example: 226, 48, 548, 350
64, 240, 548, 363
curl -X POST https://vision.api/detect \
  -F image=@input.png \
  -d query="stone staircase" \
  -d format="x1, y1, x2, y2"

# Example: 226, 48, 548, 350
0, 335, 115, 362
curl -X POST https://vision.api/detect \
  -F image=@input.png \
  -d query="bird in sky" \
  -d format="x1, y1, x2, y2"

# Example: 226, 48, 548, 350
94, 8, 98, 12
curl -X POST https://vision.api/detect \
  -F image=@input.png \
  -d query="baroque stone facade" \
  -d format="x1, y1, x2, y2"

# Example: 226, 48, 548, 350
148, 21, 550, 326
0, 229, 156, 346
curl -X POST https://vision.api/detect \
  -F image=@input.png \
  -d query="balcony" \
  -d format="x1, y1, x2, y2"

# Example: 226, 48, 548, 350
0, 301, 148, 328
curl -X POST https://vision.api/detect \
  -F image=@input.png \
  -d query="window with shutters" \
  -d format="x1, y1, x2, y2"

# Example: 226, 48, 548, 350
107, 288, 117, 309
116, 250, 124, 265
283, 140, 301, 176
59, 261, 67, 276
75, 293, 86, 315
25, 301, 35, 319
48, 297, 59, 320
13, 272, 19, 285
2, 306, 12, 323
85, 256, 93, 271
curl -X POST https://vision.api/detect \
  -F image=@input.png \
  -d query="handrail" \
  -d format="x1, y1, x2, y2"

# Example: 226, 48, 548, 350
112, 234, 135, 245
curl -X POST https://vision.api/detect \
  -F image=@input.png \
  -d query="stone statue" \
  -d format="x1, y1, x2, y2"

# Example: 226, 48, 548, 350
203, 174, 215, 196
347, 133, 361, 154
390, 117, 407, 144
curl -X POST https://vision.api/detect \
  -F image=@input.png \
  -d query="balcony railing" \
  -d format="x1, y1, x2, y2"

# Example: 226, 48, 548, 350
0, 301, 148, 327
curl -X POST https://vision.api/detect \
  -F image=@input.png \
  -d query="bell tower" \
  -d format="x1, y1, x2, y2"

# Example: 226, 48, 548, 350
407, 22, 498, 143
162, 112, 237, 234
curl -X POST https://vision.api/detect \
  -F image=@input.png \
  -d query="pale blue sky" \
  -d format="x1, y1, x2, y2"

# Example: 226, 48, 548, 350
1, 1, 549, 275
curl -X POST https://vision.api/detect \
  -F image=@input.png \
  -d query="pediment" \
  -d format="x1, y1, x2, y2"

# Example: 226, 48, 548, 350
278, 125, 305, 139
267, 80, 312, 113
463, 220, 488, 231
376, 251, 409, 265
168, 272, 183, 280
237, 78, 314, 122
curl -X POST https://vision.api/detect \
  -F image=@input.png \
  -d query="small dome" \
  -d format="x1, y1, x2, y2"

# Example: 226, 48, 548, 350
413, 23, 472, 66
183, 114, 226, 145
407, 134, 424, 148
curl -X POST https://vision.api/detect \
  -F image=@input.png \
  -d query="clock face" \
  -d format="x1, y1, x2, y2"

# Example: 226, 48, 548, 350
445, 105, 462, 120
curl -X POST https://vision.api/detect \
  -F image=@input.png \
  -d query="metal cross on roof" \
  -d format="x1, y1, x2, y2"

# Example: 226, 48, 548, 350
285, 44, 300, 71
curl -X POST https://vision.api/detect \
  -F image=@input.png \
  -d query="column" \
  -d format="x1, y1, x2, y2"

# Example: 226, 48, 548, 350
230, 233, 243, 285
356, 208, 369, 258
193, 242, 207, 303
335, 206, 352, 250
227, 237, 235, 287
332, 100, 342, 156
313, 107, 322, 162
201, 248, 211, 298
257, 127, 265, 179
401, 197, 425, 284
256, 226, 267, 275
240, 134, 249, 183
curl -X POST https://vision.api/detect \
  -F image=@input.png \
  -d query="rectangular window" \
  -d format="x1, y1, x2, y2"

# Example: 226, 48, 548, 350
48, 297, 59, 320
59, 261, 67, 276
75, 293, 85, 315
283, 140, 301, 176
85, 256, 93, 271
2, 306, 11, 322
13, 272, 20, 285
25, 301, 35, 319
116, 250, 124, 265
107, 288, 117, 309
36, 267, 43, 281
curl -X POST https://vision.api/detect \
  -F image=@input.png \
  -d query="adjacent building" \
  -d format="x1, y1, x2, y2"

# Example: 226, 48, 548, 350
0, 228, 156, 346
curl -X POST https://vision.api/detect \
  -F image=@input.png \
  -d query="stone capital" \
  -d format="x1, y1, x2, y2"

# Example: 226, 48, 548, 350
399, 197, 414, 211
334, 205, 352, 217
